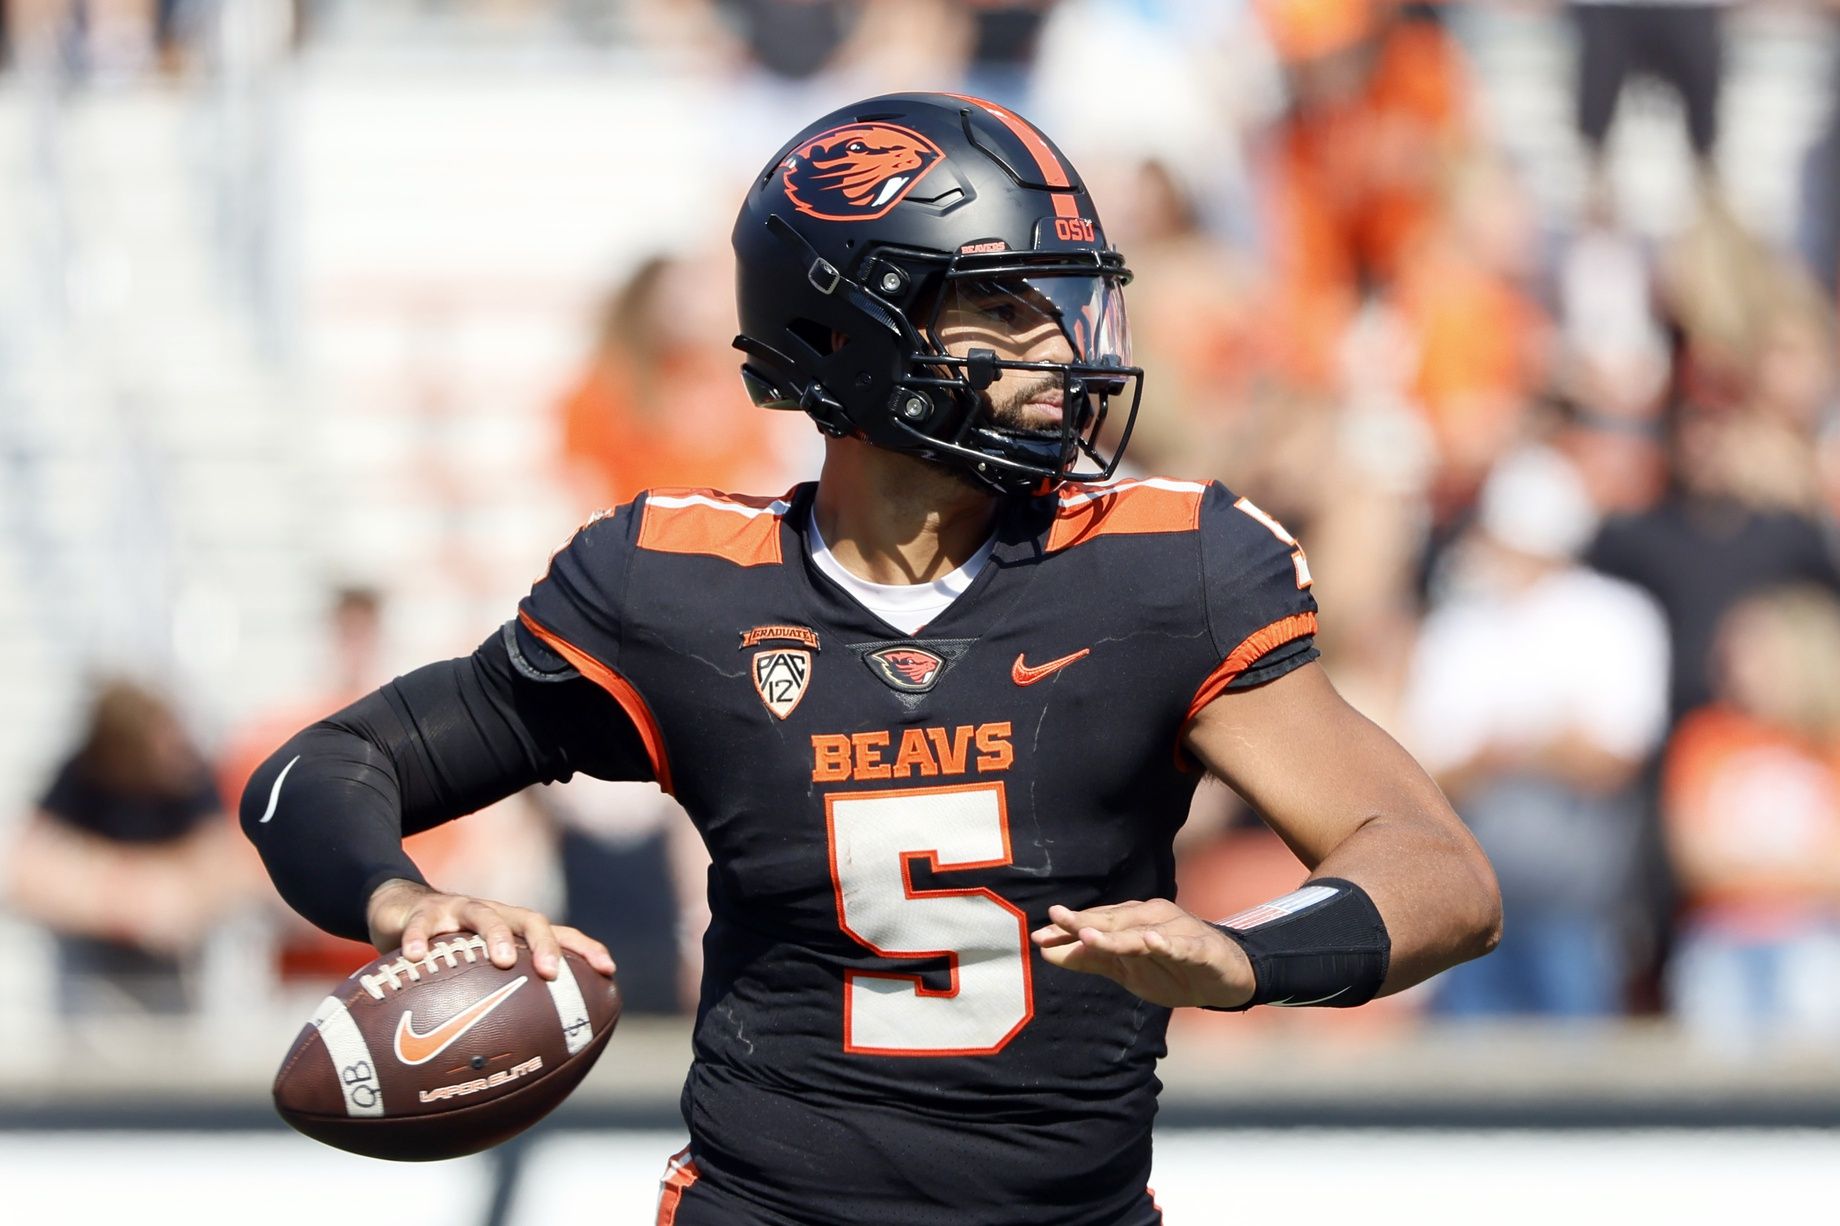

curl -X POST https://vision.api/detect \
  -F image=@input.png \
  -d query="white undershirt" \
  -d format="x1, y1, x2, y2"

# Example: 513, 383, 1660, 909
806, 512, 995, 636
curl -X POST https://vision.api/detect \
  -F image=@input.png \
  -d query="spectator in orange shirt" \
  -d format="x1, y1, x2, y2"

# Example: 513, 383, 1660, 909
1258, 0, 1470, 389
1389, 157, 1548, 515
1259, 2, 1543, 515
1664, 586, 1840, 1053
559, 250, 811, 507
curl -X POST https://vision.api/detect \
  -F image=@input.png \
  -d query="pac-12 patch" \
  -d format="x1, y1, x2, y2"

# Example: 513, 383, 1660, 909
752, 649, 812, 719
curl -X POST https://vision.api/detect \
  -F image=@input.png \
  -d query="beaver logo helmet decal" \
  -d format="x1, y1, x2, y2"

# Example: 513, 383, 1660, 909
780, 122, 945, 222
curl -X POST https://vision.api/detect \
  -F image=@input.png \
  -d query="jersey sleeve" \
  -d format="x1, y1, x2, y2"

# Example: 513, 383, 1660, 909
514, 502, 674, 791
516, 505, 637, 664
1189, 483, 1321, 716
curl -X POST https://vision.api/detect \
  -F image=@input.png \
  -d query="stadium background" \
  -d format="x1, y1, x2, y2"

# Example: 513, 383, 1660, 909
3, 0, 1839, 1221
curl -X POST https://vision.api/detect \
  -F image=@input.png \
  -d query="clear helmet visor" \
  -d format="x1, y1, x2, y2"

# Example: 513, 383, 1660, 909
932, 272, 1131, 368
928, 271, 1131, 437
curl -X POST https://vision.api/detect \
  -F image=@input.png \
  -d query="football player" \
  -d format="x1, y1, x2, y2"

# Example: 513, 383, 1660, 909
243, 93, 1499, 1225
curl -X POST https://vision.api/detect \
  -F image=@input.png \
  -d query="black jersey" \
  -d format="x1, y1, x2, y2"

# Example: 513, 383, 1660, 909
516, 478, 1318, 1225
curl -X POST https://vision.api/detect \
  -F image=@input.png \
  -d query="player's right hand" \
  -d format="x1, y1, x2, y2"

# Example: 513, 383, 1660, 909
1032, 898, 1254, 1009
365, 878, 616, 983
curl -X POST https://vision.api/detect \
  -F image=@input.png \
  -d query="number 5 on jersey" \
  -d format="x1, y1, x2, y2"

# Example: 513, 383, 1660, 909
826, 783, 1033, 1056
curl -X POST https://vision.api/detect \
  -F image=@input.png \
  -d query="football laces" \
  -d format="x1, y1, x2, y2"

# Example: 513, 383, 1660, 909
359, 934, 492, 1000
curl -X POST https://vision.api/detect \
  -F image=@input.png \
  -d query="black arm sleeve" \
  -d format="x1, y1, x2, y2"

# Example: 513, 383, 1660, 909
239, 622, 653, 941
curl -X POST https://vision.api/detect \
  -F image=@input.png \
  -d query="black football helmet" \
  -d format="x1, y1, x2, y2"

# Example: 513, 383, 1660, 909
732, 92, 1142, 495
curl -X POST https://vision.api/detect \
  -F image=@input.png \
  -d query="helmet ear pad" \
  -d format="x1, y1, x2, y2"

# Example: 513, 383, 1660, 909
732, 213, 894, 440
743, 231, 973, 453
780, 288, 910, 445
816, 318, 982, 458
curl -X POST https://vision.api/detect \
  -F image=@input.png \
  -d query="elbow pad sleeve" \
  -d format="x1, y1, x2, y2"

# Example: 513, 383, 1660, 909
239, 728, 428, 942
239, 624, 653, 940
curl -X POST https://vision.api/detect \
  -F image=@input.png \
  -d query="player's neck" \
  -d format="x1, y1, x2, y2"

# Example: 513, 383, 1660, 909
813, 440, 999, 585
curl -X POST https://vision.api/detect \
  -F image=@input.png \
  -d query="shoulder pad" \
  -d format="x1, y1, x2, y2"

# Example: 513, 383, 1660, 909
635, 487, 796, 567
1046, 478, 1207, 553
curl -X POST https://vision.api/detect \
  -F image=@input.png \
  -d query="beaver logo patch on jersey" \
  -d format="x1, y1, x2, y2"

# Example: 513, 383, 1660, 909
864, 646, 946, 693
781, 122, 944, 222
753, 649, 812, 719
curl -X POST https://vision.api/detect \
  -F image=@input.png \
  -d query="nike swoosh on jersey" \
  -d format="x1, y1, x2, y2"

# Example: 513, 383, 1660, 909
1011, 648, 1091, 686
257, 754, 302, 824
393, 975, 528, 1066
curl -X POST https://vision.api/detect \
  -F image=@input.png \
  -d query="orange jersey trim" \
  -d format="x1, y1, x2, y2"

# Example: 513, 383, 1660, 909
942, 93, 1081, 219
636, 488, 790, 567
655, 1146, 701, 1225
517, 610, 675, 795
1184, 611, 1319, 723
1046, 478, 1206, 552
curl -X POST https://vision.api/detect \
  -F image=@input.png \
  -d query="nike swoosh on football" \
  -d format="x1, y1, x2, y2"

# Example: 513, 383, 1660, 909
257, 754, 302, 824
1011, 648, 1091, 686
393, 975, 528, 1066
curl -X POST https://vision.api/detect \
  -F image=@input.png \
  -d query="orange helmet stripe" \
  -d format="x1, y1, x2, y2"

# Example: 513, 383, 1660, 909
941, 93, 1081, 220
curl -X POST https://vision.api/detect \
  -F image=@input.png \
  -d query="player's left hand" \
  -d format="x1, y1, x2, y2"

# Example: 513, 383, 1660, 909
1031, 899, 1254, 1009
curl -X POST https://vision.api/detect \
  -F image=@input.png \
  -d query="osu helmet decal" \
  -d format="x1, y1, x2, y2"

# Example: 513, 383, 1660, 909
782, 123, 945, 222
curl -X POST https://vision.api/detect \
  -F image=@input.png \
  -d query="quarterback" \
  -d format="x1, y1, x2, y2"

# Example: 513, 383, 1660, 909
243, 93, 1499, 1224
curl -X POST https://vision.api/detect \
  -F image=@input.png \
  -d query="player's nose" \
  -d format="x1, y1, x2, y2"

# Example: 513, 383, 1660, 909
1025, 325, 1075, 366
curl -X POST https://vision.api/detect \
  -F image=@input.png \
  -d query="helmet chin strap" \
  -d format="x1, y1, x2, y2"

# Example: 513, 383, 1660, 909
967, 376, 1087, 473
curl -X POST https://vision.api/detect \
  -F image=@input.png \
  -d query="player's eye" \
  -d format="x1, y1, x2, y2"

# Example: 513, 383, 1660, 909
974, 299, 1019, 324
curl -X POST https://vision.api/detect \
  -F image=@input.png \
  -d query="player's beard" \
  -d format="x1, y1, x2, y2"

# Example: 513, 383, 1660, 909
912, 372, 1086, 496
984, 373, 1069, 433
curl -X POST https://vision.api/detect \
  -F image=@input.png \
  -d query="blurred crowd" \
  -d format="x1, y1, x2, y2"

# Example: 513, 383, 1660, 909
9, 0, 1840, 1060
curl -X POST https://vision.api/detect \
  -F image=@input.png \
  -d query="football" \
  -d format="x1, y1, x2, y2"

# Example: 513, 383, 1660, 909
272, 933, 620, 1161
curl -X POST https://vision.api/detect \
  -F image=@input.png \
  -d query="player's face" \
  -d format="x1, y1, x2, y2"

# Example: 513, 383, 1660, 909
930, 274, 1129, 432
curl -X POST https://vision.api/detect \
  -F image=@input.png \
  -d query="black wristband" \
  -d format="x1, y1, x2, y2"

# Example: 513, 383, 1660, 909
1208, 878, 1390, 1011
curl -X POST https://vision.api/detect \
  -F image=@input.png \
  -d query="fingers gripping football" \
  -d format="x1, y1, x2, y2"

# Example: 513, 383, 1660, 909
366, 879, 615, 981
1031, 899, 1254, 1009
